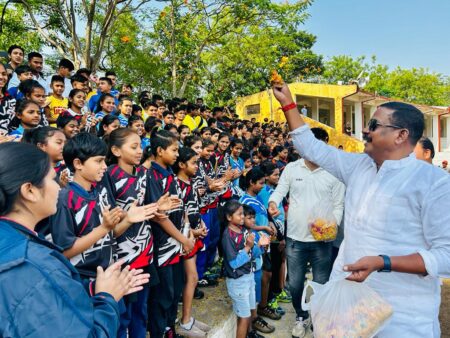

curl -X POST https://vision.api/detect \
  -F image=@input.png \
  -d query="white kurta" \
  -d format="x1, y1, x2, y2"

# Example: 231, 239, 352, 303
291, 125, 450, 338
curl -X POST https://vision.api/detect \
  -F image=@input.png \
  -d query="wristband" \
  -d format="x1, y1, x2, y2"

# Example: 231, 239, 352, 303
377, 255, 391, 272
281, 102, 297, 112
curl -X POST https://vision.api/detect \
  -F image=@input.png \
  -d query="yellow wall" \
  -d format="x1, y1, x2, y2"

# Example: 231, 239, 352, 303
236, 82, 364, 153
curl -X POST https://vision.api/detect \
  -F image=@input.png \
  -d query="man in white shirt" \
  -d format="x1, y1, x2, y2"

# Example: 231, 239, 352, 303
8, 52, 47, 93
47, 59, 74, 97
268, 127, 345, 338
271, 83, 450, 337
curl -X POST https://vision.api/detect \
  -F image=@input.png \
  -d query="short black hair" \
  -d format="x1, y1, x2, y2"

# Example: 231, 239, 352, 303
311, 127, 329, 143
18, 79, 44, 96
243, 204, 256, 217
142, 100, 158, 109
27, 52, 43, 61
76, 68, 91, 77
99, 77, 112, 86
105, 70, 117, 77
8, 45, 24, 55
63, 133, 107, 172
58, 58, 74, 71
15, 65, 32, 75
51, 75, 65, 85
163, 110, 174, 118
152, 94, 163, 102
379, 102, 424, 145
70, 74, 88, 84
259, 145, 271, 158
418, 136, 435, 159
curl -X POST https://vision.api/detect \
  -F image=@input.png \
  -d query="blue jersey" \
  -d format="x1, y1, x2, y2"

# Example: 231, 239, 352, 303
239, 193, 269, 227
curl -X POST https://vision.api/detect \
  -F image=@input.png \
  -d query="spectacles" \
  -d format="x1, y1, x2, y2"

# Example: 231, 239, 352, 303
367, 119, 404, 132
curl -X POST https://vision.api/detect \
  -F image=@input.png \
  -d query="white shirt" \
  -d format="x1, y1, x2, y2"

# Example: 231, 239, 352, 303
8, 72, 48, 94
291, 124, 450, 338
269, 159, 345, 242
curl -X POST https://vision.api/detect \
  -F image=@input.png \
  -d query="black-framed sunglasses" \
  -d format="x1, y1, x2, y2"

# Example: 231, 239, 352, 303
367, 119, 404, 132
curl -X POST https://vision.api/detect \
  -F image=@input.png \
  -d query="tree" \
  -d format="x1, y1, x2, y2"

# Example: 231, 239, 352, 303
0, 4, 42, 53
322, 55, 450, 106
151, 0, 318, 98
321, 55, 373, 84
12, 0, 152, 71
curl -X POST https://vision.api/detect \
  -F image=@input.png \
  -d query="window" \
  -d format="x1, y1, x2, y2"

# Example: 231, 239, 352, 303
246, 104, 260, 115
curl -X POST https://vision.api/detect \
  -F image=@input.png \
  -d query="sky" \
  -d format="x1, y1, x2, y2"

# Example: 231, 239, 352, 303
302, 0, 450, 75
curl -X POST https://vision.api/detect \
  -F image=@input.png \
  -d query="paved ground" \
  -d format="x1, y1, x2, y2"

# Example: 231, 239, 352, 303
440, 279, 450, 338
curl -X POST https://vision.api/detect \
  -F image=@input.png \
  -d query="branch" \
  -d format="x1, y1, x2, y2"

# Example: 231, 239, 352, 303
21, 0, 68, 57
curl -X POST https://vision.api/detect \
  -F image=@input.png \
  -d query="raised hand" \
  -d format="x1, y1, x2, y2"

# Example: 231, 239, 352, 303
258, 234, 271, 247
245, 232, 255, 249
272, 83, 295, 106
157, 192, 182, 211
95, 260, 150, 301
101, 206, 123, 230
268, 201, 281, 217
127, 201, 159, 223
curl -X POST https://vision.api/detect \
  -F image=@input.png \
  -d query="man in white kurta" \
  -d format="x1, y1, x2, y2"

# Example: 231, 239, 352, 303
271, 83, 450, 337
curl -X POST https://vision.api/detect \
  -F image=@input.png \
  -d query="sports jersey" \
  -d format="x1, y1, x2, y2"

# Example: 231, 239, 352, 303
95, 111, 107, 120
192, 157, 220, 211
48, 178, 117, 278
177, 177, 204, 258
47, 95, 68, 126
107, 164, 153, 269
146, 162, 184, 267
117, 114, 129, 127
211, 150, 232, 200
0, 94, 16, 135
222, 226, 261, 279
239, 193, 269, 228
182, 115, 198, 132
230, 155, 244, 198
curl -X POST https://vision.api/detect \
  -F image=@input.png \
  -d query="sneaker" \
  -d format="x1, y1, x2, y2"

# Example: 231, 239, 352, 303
177, 322, 207, 338
252, 316, 274, 334
203, 270, 220, 280
197, 278, 218, 288
194, 287, 204, 300
257, 305, 281, 320
291, 317, 311, 338
193, 318, 211, 332
276, 289, 292, 303
247, 329, 266, 338
268, 298, 285, 316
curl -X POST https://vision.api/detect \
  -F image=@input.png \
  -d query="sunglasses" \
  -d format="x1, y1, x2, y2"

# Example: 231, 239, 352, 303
367, 119, 404, 132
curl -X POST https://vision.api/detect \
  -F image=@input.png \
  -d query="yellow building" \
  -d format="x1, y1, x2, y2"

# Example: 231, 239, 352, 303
236, 82, 448, 155
236, 82, 364, 152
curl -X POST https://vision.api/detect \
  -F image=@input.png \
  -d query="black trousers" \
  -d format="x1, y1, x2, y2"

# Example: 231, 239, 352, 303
147, 261, 185, 337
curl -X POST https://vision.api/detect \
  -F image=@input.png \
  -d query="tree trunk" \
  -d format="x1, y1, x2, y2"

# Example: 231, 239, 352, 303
170, 0, 177, 97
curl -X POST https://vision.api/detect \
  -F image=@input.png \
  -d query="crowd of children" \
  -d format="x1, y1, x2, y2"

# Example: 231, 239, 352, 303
0, 47, 306, 338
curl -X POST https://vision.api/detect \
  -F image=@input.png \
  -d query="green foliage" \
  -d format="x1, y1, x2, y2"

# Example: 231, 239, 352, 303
322, 55, 450, 106
0, 4, 42, 53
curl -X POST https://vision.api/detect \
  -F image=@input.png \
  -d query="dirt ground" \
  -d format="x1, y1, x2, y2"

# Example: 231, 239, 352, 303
440, 279, 450, 337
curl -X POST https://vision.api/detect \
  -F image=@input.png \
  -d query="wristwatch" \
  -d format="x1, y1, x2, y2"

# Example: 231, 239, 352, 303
378, 255, 392, 272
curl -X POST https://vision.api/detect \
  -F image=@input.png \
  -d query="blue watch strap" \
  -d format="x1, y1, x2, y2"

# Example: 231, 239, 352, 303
378, 255, 391, 272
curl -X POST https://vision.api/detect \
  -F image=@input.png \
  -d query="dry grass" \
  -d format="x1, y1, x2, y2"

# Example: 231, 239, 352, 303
440, 279, 450, 337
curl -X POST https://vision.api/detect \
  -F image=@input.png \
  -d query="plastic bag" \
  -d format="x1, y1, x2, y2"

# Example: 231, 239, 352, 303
301, 279, 393, 338
308, 201, 338, 241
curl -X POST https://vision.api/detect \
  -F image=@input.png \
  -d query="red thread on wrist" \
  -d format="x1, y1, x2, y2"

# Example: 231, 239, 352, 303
281, 102, 297, 112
